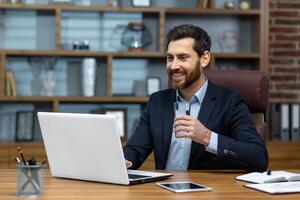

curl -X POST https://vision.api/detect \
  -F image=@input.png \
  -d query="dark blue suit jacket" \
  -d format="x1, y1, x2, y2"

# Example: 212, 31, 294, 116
124, 80, 269, 172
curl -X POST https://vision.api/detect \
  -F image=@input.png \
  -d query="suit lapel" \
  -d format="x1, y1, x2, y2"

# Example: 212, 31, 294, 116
189, 81, 217, 166
162, 90, 176, 168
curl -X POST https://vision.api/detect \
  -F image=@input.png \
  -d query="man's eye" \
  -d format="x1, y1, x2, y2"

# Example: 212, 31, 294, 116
167, 56, 173, 61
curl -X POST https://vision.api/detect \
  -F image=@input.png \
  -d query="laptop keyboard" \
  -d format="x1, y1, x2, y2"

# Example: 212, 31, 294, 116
128, 174, 151, 180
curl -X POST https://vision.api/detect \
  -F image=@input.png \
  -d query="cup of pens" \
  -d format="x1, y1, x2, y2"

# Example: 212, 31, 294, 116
15, 147, 46, 198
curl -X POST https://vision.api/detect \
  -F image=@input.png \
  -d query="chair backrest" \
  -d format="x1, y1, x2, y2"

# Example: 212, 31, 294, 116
205, 69, 269, 142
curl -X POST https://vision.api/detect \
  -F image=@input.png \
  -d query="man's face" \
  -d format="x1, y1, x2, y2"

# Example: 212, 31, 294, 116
166, 38, 202, 90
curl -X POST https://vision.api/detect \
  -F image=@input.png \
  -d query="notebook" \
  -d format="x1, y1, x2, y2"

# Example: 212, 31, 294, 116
236, 171, 300, 184
37, 112, 172, 185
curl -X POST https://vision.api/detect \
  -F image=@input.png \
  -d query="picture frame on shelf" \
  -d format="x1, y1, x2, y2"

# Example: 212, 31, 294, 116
15, 111, 35, 141
101, 108, 127, 141
147, 77, 161, 96
131, 0, 151, 7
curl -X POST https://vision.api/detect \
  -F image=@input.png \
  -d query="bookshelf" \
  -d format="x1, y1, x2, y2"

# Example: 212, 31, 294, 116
0, 0, 269, 168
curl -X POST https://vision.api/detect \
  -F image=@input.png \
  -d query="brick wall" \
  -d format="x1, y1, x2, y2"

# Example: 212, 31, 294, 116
269, 0, 300, 102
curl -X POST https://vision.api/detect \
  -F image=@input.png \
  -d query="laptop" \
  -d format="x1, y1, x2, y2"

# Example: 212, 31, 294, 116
37, 112, 172, 185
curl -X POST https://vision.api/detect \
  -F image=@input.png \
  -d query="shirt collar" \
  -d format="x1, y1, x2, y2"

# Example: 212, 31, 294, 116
177, 79, 208, 104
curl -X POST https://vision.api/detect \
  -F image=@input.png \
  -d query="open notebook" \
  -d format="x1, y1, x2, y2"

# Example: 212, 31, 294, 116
236, 171, 300, 184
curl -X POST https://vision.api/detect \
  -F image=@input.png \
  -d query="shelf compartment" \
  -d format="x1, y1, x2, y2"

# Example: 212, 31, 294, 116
60, 10, 159, 52
0, 102, 52, 142
0, 9, 55, 50
166, 14, 260, 54
5, 56, 108, 97
112, 57, 167, 96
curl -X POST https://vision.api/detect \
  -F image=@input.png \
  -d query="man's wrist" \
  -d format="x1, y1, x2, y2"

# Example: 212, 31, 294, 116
203, 129, 212, 146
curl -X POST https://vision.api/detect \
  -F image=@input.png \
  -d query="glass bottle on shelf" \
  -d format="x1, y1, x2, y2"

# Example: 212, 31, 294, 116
121, 22, 152, 51
28, 57, 44, 96
42, 58, 57, 96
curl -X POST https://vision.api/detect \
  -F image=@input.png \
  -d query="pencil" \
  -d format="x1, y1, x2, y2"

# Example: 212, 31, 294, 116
17, 146, 27, 165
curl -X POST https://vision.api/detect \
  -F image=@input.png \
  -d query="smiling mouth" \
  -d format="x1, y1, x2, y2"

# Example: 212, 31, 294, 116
171, 73, 185, 82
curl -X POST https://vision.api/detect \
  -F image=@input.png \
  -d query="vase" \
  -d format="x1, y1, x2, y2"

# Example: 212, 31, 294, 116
121, 22, 152, 51
82, 58, 96, 96
28, 58, 44, 96
42, 69, 56, 96
218, 30, 240, 53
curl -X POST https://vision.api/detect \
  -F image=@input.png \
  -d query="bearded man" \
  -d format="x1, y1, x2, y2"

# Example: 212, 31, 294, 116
123, 24, 268, 172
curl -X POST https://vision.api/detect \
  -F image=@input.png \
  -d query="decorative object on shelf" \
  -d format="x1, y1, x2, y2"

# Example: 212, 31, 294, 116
147, 77, 160, 96
240, 0, 250, 10
72, 39, 90, 50
42, 57, 57, 96
82, 58, 97, 96
101, 108, 127, 141
132, 80, 146, 96
224, 0, 236, 9
28, 57, 45, 96
131, 0, 151, 7
15, 111, 35, 141
218, 30, 240, 53
121, 22, 152, 51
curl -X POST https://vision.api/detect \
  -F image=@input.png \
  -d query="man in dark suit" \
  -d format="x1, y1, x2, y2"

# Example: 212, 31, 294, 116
124, 24, 268, 172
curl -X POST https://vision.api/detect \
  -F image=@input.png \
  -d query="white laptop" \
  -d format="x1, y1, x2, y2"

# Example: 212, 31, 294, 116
37, 112, 172, 185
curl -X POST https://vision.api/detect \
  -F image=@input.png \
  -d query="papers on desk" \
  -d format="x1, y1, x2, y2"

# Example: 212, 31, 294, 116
245, 182, 300, 194
236, 171, 300, 184
237, 171, 300, 194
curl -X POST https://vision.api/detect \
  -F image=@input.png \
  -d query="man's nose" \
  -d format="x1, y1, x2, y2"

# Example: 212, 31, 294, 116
169, 60, 180, 69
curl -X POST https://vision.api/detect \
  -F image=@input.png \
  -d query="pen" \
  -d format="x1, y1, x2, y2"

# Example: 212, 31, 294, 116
17, 146, 27, 165
41, 160, 47, 165
15, 157, 21, 164
267, 169, 271, 175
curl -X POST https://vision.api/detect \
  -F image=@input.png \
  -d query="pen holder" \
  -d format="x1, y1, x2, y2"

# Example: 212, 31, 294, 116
16, 163, 45, 198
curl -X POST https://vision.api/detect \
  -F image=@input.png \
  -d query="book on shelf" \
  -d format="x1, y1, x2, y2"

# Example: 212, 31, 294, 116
236, 171, 300, 184
5, 71, 11, 96
198, 0, 208, 8
5, 70, 17, 96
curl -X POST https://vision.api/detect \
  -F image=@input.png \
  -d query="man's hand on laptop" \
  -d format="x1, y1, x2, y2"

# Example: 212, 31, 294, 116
125, 160, 132, 168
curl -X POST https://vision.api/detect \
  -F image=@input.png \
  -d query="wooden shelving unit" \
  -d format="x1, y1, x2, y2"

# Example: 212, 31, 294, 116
0, 0, 270, 167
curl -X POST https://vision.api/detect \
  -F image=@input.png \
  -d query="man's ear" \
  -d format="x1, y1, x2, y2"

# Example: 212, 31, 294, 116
200, 51, 210, 68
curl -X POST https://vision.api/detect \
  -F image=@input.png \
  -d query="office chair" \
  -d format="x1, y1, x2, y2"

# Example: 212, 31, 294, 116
205, 69, 269, 142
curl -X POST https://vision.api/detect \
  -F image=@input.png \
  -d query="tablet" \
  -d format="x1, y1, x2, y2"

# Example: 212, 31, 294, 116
156, 181, 212, 193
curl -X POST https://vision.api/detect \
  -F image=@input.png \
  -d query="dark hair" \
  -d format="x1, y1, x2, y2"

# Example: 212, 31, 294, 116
166, 24, 211, 56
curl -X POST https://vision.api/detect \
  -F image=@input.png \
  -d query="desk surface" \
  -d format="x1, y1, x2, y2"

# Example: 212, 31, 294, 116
1, 169, 300, 199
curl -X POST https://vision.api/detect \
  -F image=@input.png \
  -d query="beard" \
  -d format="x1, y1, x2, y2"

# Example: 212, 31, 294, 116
168, 61, 201, 90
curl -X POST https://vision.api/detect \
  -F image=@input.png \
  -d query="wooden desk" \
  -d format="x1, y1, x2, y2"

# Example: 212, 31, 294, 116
0, 169, 300, 199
